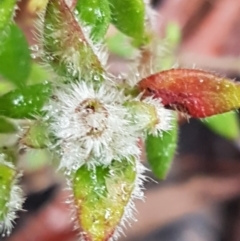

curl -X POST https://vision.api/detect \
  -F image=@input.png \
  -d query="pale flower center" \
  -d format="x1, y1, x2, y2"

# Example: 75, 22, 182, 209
75, 99, 108, 137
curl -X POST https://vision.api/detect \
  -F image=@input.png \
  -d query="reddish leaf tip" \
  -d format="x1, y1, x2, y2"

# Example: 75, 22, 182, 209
138, 68, 240, 118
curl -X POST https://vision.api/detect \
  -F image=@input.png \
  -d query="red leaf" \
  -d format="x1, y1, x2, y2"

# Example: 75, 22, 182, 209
138, 68, 240, 118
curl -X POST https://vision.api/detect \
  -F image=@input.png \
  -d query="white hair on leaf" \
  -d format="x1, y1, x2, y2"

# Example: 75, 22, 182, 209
0, 156, 24, 237
141, 97, 173, 136
109, 159, 147, 241
126, 96, 173, 137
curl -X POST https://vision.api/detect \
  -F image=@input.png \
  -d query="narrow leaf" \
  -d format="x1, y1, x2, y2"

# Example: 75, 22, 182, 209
203, 111, 240, 140
138, 69, 240, 118
0, 161, 16, 229
0, 117, 17, 133
73, 160, 137, 241
145, 115, 178, 179
75, 0, 111, 42
0, 24, 31, 87
0, 82, 51, 119
108, 0, 145, 46
43, 0, 104, 79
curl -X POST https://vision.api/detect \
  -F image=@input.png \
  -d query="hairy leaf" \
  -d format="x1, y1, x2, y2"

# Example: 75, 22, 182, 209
0, 155, 23, 235
73, 160, 136, 241
0, 161, 16, 222
44, 0, 104, 79
138, 69, 240, 118
145, 115, 178, 179
0, 82, 51, 119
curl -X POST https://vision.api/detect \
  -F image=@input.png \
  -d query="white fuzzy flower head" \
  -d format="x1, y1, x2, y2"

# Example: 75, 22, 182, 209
45, 82, 140, 171
0, 155, 24, 237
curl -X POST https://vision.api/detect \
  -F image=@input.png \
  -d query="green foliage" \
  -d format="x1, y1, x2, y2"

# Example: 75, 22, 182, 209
0, 0, 239, 240
108, 0, 146, 46
75, 0, 111, 42
27, 63, 50, 85
73, 160, 136, 241
0, 24, 31, 87
0, 0, 16, 32
145, 115, 178, 179
0, 162, 15, 222
203, 111, 240, 140
0, 83, 51, 119
43, 0, 104, 79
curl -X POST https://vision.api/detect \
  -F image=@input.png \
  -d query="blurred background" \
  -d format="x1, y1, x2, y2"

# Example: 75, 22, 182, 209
2, 0, 240, 240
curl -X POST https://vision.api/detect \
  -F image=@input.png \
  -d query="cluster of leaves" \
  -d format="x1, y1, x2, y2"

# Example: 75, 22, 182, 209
0, 0, 240, 240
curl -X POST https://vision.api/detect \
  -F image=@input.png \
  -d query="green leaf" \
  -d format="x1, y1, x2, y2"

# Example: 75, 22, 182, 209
145, 115, 178, 179
0, 24, 31, 87
0, 160, 16, 222
202, 111, 240, 140
0, 63, 49, 95
73, 159, 136, 241
108, 0, 146, 46
44, 0, 104, 79
125, 100, 160, 131
0, 117, 17, 133
0, 82, 51, 119
75, 0, 111, 42
0, 0, 17, 31
0, 154, 23, 235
